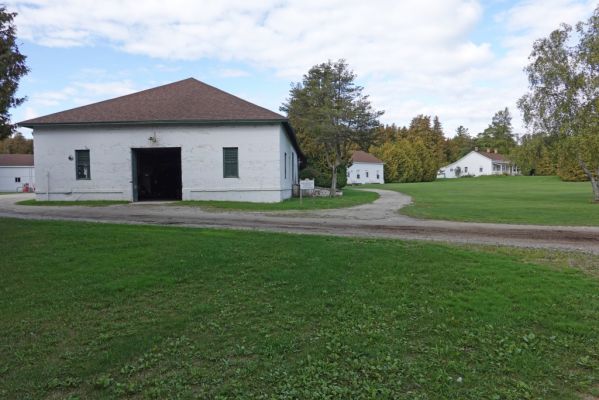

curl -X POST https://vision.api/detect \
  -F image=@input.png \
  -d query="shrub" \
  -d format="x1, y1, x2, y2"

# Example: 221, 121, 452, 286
299, 163, 346, 188
371, 139, 439, 183
299, 166, 319, 180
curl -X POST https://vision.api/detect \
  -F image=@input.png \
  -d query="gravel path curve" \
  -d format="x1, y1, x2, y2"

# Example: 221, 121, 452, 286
1, 190, 598, 254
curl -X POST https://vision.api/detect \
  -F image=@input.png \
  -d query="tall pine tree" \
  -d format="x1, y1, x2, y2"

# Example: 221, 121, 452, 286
281, 60, 383, 194
0, 7, 28, 139
476, 108, 517, 155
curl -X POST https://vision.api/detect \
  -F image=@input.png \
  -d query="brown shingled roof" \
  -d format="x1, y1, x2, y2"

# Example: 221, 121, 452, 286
476, 151, 510, 162
351, 150, 383, 164
19, 78, 285, 126
18, 78, 305, 163
0, 154, 34, 166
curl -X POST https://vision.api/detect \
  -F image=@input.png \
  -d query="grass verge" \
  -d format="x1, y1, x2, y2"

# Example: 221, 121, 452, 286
369, 176, 599, 226
176, 187, 378, 211
1, 218, 598, 399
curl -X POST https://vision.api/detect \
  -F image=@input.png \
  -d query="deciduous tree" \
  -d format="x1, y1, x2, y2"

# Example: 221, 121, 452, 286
0, 132, 32, 153
511, 134, 555, 176
518, 7, 599, 201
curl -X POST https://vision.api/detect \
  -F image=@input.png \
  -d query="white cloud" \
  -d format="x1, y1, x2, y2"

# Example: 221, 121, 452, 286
27, 79, 137, 113
154, 64, 182, 73
22, 107, 38, 120
217, 68, 251, 78
6, 0, 596, 135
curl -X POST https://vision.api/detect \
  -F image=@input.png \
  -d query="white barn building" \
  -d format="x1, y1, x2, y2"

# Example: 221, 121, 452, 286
437, 149, 518, 179
19, 78, 305, 203
347, 151, 384, 184
0, 154, 34, 192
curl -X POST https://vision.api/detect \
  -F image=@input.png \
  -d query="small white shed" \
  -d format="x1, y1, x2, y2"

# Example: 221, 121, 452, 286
347, 151, 384, 184
0, 154, 34, 192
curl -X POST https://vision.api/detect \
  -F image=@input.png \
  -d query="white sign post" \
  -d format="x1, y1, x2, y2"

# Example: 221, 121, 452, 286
299, 179, 315, 205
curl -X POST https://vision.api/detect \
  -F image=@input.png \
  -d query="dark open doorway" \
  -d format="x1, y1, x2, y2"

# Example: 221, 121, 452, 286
132, 147, 182, 201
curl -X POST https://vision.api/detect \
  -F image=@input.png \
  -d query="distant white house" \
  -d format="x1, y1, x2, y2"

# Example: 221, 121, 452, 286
0, 154, 35, 192
347, 151, 384, 184
437, 148, 518, 179
19, 78, 305, 203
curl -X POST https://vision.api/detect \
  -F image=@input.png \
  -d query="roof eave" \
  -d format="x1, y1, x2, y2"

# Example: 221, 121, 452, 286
351, 160, 384, 165
281, 121, 306, 166
18, 118, 289, 129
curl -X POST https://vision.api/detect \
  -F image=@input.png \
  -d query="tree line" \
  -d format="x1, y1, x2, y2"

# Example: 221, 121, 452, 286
370, 108, 518, 183
285, 58, 520, 188
283, 6, 599, 201
0, 132, 33, 154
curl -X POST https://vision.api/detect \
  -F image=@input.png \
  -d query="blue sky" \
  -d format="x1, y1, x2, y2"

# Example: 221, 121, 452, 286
7, 0, 597, 138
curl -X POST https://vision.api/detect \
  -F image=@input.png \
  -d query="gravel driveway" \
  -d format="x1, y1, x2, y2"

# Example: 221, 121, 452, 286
1, 190, 599, 254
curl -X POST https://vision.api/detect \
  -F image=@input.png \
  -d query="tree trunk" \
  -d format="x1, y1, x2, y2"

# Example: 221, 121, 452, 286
330, 165, 337, 197
592, 180, 599, 202
578, 159, 599, 202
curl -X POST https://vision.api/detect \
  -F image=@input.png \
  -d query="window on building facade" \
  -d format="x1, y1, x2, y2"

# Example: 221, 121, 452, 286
15, 177, 21, 183
292, 152, 295, 182
223, 147, 239, 178
75, 149, 91, 180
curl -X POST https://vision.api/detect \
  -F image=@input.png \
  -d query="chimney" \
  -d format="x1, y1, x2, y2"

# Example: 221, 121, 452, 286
494, 148, 498, 154
474, 146, 479, 152
486, 148, 491, 153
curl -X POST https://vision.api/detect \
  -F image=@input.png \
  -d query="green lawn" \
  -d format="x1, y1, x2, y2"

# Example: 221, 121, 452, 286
177, 187, 378, 211
1, 218, 598, 399
370, 176, 599, 226
16, 199, 130, 207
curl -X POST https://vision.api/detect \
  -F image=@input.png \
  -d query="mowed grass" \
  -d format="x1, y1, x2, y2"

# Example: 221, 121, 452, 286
370, 176, 599, 226
177, 187, 378, 211
16, 199, 130, 207
1, 219, 598, 399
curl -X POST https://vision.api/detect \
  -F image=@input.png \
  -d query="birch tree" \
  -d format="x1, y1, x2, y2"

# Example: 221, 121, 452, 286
518, 7, 599, 201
